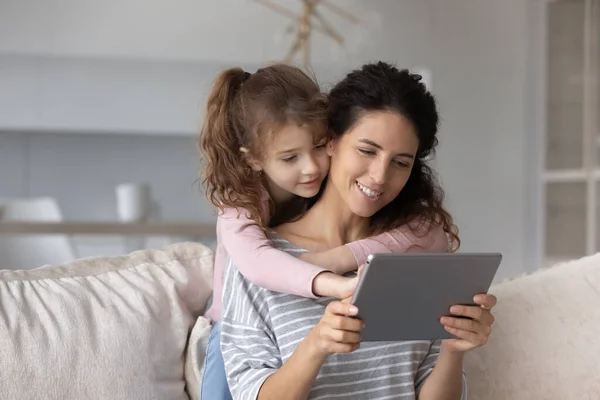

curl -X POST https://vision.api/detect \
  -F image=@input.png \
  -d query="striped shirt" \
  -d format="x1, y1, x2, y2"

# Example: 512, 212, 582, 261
220, 233, 467, 400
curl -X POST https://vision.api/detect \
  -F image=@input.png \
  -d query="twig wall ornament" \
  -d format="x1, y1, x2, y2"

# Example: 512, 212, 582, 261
254, 0, 359, 68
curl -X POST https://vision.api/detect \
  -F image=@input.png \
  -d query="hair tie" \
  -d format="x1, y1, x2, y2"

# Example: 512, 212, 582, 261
410, 73, 423, 82
243, 71, 251, 82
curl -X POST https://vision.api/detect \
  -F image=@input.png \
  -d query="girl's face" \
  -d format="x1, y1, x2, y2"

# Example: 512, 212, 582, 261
257, 123, 330, 203
326, 111, 420, 217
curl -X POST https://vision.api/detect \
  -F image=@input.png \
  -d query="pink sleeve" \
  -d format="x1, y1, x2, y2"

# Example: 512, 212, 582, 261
345, 221, 450, 266
218, 206, 327, 298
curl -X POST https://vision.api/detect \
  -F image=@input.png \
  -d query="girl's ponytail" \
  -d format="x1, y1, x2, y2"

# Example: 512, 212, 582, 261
200, 68, 265, 226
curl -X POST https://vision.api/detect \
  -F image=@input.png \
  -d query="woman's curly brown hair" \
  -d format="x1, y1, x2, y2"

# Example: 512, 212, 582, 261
199, 64, 329, 228
328, 62, 460, 251
272, 62, 460, 251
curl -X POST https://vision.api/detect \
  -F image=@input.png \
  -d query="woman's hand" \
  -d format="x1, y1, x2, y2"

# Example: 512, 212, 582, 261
306, 298, 364, 357
439, 293, 497, 353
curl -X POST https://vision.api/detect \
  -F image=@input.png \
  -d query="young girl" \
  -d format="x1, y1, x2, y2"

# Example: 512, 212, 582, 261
199, 64, 449, 400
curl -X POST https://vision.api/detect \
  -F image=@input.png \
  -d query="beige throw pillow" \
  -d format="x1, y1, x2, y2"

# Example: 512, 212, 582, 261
0, 242, 214, 400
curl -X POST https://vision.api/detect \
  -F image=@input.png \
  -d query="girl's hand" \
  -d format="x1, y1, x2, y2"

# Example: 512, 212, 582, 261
312, 265, 365, 299
439, 293, 497, 353
336, 264, 365, 299
307, 298, 364, 357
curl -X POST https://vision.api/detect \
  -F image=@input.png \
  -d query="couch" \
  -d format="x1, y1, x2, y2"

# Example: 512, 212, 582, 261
464, 252, 600, 399
0, 242, 214, 400
1, 242, 598, 399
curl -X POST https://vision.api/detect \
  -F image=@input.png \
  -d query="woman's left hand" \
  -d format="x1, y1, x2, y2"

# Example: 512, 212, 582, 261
439, 293, 497, 353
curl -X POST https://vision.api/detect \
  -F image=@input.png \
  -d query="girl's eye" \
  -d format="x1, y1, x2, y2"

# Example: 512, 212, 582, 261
314, 143, 326, 150
358, 148, 376, 156
282, 155, 297, 163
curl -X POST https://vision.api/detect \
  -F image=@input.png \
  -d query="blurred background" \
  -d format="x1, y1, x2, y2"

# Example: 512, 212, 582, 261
0, 0, 598, 282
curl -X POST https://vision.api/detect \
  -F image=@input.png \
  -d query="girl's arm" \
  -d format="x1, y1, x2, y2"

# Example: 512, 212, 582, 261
219, 207, 353, 298
300, 222, 449, 275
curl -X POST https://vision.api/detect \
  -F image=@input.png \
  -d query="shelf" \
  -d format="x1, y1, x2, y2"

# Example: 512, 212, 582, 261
0, 222, 216, 237
543, 169, 600, 182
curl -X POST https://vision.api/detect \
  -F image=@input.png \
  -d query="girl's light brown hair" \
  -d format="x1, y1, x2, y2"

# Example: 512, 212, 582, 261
199, 64, 329, 228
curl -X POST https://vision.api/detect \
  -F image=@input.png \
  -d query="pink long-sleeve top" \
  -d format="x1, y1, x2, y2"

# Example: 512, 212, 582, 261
205, 194, 449, 322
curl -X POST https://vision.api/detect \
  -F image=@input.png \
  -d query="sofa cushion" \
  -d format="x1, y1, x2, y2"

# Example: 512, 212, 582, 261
464, 253, 600, 400
0, 242, 213, 400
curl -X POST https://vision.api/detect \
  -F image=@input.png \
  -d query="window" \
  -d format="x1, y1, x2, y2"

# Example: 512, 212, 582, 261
544, 0, 600, 265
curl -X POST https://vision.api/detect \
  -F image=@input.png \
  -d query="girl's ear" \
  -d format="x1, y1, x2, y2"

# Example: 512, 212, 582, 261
326, 139, 336, 157
240, 147, 262, 172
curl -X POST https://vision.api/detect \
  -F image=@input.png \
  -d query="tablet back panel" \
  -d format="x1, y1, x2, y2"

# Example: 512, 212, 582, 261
350, 253, 502, 341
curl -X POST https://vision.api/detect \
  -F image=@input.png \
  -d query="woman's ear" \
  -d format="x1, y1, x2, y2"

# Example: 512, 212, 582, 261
240, 147, 262, 172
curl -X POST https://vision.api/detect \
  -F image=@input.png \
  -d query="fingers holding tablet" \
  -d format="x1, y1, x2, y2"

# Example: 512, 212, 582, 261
439, 296, 497, 352
474, 293, 498, 310
308, 300, 365, 356
449, 301, 496, 326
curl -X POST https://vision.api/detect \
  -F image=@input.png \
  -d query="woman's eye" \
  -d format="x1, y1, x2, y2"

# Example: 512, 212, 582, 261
394, 160, 410, 168
359, 148, 376, 156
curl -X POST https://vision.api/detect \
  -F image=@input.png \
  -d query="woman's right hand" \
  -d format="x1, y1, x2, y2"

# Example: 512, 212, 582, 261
306, 299, 364, 357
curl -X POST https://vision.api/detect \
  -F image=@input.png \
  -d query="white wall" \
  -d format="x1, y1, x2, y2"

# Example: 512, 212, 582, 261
0, 55, 213, 134
0, 54, 345, 134
0, 0, 536, 280
0, 0, 413, 66
428, 0, 530, 280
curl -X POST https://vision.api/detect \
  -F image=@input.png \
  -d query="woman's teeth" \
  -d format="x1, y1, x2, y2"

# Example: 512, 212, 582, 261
356, 182, 381, 199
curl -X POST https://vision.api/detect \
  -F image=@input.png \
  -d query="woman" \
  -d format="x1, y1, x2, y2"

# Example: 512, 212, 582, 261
219, 62, 496, 399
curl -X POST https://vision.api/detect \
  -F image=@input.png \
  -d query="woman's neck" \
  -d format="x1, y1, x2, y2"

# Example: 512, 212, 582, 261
278, 180, 370, 251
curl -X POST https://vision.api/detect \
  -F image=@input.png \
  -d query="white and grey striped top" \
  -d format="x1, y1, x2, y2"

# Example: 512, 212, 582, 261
220, 233, 467, 400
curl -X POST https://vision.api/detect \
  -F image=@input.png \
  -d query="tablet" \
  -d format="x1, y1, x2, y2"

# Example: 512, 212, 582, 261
350, 253, 502, 341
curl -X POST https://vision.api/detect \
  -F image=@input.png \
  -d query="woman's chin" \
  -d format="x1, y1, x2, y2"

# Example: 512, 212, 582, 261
347, 191, 385, 217
348, 202, 379, 218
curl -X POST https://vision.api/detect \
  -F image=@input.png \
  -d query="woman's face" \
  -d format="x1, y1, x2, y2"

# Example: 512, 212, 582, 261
326, 111, 419, 217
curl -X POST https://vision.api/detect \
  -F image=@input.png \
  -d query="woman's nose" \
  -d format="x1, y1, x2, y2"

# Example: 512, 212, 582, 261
369, 159, 388, 185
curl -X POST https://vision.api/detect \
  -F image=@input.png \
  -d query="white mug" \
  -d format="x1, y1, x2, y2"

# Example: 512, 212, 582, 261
115, 183, 151, 222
